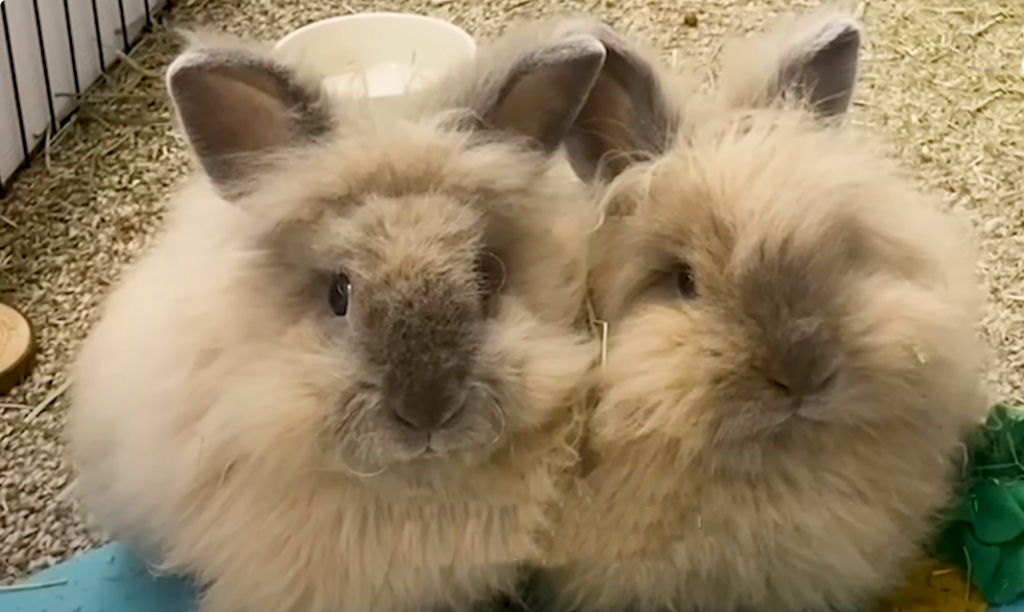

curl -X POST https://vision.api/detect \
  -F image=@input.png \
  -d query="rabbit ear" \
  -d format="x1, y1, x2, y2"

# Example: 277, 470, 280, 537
166, 48, 332, 199
720, 11, 861, 118
563, 25, 676, 182
474, 35, 608, 154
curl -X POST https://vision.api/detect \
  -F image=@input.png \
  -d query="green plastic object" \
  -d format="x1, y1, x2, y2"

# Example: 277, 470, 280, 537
937, 403, 1024, 606
0, 542, 195, 612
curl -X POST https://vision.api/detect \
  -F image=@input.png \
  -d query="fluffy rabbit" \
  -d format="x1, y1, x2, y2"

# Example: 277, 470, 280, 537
66, 19, 606, 612
530, 10, 989, 612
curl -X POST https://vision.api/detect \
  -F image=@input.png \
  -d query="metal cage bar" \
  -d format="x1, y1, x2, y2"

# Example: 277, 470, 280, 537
89, 0, 105, 71
62, 0, 81, 95
1, 2, 29, 162
30, 0, 58, 134
0, 0, 170, 195
116, 0, 129, 53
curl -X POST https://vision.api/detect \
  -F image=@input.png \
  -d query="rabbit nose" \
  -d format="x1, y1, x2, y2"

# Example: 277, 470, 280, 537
767, 367, 838, 405
390, 384, 468, 432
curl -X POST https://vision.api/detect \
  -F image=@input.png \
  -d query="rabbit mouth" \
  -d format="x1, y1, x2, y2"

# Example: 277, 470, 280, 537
332, 390, 506, 477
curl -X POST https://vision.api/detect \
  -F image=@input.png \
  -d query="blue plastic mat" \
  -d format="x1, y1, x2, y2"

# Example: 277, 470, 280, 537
0, 543, 195, 612
4, 542, 1024, 612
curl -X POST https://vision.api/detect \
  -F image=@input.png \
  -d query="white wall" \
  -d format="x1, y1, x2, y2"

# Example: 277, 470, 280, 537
0, 0, 167, 188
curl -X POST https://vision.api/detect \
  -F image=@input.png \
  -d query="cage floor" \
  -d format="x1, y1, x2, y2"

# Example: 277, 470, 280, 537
0, 0, 1022, 586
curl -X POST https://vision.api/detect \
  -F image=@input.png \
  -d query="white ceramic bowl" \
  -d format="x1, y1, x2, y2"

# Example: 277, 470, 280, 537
274, 12, 476, 103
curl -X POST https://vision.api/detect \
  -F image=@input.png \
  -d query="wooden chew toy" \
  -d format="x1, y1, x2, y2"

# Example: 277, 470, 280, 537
0, 302, 35, 395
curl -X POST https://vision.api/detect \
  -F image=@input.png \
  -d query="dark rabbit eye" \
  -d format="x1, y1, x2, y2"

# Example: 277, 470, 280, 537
477, 251, 506, 299
329, 273, 351, 316
675, 264, 697, 299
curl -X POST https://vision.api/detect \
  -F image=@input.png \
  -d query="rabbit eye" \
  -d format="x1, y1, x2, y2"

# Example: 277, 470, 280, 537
675, 264, 697, 299
329, 273, 351, 316
477, 251, 506, 300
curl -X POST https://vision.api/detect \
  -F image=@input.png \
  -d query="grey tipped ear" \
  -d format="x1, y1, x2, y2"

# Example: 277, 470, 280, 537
476, 35, 607, 154
562, 23, 676, 183
722, 12, 861, 118
776, 15, 860, 117
166, 48, 332, 198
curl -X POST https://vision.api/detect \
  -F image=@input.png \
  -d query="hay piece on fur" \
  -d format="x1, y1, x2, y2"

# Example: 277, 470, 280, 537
936, 404, 1024, 605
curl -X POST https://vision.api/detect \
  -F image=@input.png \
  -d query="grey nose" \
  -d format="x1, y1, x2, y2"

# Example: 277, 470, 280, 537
762, 314, 839, 404
767, 367, 838, 404
390, 383, 468, 432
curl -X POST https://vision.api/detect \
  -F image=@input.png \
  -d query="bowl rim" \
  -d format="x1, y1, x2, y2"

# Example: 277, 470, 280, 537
274, 11, 476, 54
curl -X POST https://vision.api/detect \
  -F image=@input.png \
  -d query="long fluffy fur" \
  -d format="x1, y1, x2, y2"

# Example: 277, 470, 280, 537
67, 23, 600, 612
532, 11, 989, 612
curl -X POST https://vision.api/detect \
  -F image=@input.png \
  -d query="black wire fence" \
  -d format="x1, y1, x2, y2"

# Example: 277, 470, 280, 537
0, 0, 169, 198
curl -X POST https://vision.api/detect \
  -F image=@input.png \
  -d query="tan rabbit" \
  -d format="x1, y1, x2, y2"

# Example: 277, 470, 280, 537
530, 10, 990, 612
65, 19, 607, 612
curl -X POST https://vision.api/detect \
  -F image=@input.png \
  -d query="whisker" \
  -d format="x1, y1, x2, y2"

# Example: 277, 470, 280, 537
338, 457, 391, 479
334, 391, 394, 479
487, 399, 508, 449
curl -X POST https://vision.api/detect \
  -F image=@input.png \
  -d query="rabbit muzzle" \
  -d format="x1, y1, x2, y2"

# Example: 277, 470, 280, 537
385, 368, 471, 433
375, 293, 483, 433
330, 276, 509, 474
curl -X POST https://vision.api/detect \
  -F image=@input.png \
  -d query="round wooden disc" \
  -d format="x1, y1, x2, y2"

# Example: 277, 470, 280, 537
0, 302, 35, 395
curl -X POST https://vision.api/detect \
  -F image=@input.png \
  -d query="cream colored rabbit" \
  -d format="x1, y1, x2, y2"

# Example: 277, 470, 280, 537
66, 19, 607, 612
531, 10, 989, 612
